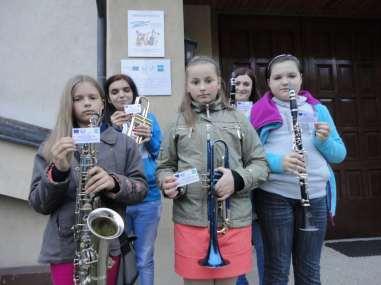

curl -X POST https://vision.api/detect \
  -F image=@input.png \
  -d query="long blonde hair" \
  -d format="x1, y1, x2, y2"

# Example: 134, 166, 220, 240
42, 75, 105, 162
180, 56, 231, 127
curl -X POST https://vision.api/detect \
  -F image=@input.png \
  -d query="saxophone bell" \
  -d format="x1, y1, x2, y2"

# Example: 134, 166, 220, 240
87, 208, 125, 240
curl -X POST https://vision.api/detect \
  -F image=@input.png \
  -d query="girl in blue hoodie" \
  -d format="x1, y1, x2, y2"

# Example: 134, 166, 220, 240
250, 54, 346, 285
104, 74, 162, 285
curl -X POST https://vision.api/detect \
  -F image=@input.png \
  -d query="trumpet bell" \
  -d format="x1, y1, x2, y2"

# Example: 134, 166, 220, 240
198, 238, 230, 268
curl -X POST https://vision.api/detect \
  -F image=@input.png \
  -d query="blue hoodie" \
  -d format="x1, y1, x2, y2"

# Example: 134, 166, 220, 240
139, 112, 162, 202
113, 112, 162, 202
250, 90, 346, 216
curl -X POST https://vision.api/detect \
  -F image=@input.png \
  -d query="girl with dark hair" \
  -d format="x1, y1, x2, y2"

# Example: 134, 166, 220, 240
233, 67, 264, 285
104, 73, 162, 285
233, 67, 260, 103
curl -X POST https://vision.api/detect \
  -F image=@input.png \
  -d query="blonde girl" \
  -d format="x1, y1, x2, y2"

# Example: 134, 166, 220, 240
156, 56, 269, 285
29, 75, 147, 285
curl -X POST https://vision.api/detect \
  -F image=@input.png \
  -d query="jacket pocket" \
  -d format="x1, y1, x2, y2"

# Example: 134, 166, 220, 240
56, 203, 75, 238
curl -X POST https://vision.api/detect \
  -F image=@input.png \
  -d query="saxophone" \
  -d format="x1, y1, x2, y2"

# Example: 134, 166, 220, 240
73, 114, 125, 285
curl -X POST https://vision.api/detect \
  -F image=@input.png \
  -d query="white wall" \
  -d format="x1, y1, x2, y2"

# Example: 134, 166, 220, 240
107, 0, 185, 132
0, 0, 97, 129
0, 195, 48, 267
0, 141, 36, 200
0, 0, 98, 268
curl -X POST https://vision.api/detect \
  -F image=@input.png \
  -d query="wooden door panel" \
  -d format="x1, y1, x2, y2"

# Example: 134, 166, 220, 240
251, 31, 273, 58
335, 33, 353, 59
357, 63, 376, 94
355, 33, 375, 60
369, 170, 381, 197
341, 131, 360, 160
337, 98, 358, 127
337, 63, 356, 97
364, 132, 381, 159
361, 98, 381, 125
319, 98, 336, 120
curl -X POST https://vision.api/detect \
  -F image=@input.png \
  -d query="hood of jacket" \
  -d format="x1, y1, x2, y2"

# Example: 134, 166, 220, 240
250, 90, 320, 130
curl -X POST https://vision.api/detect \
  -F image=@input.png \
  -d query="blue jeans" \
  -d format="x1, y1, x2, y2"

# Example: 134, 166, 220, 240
236, 202, 265, 285
255, 189, 327, 285
125, 199, 162, 285
252, 219, 264, 285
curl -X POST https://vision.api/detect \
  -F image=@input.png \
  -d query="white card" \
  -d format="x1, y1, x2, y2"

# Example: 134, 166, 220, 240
174, 168, 200, 187
236, 101, 253, 118
124, 104, 142, 114
72, 127, 100, 144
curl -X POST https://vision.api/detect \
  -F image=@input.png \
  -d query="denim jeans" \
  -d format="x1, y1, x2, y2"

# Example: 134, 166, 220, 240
255, 189, 327, 285
236, 208, 265, 285
125, 199, 162, 285
252, 219, 264, 285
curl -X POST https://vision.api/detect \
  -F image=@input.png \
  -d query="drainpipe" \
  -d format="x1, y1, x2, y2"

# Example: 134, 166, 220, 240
96, 0, 107, 86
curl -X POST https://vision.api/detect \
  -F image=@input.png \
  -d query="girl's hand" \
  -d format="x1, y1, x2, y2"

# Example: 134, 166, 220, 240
51, 137, 76, 172
133, 124, 152, 143
85, 166, 115, 194
161, 176, 179, 199
315, 122, 330, 141
110, 111, 131, 128
283, 152, 306, 175
214, 167, 234, 201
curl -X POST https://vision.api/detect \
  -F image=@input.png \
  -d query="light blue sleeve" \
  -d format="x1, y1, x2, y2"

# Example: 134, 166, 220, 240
144, 113, 162, 159
313, 104, 347, 164
266, 152, 284, 173
259, 124, 285, 174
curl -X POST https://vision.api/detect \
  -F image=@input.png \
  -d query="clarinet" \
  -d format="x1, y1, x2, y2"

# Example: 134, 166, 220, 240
288, 86, 318, 232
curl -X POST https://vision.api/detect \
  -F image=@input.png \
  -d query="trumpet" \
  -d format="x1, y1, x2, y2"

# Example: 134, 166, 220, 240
122, 96, 152, 144
199, 125, 230, 268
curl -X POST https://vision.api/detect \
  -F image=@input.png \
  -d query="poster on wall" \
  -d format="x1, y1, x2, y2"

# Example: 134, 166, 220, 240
128, 10, 165, 57
121, 59, 171, 96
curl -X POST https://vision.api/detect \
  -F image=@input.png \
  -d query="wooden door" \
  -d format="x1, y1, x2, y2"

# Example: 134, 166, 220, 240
218, 14, 381, 238
303, 18, 381, 238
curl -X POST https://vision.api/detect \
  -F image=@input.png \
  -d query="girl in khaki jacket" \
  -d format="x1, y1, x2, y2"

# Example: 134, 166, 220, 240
29, 75, 147, 285
156, 56, 269, 285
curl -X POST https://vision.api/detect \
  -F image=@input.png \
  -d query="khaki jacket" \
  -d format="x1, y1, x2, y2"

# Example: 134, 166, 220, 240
156, 100, 268, 228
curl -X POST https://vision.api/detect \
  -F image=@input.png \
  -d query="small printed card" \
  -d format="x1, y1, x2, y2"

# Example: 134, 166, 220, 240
174, 168, 200, 187
236, 101, 253, 118
72, 127, 100, 144
124, 104, 142, 114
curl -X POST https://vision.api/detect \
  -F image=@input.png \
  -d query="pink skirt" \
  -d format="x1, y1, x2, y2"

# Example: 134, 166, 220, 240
50, 255, 120, 285
174, 223, 252, 279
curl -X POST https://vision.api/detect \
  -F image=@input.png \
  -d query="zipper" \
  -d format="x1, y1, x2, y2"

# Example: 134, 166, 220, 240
206, 104, 210, 119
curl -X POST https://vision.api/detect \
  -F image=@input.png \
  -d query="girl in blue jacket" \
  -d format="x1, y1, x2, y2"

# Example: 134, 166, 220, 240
104, 74, 162, 285
250, 54, 346, 285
